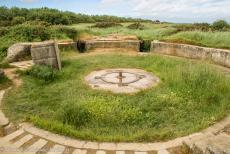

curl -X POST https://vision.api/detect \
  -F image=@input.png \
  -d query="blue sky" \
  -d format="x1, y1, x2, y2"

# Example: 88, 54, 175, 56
1, 0, 230, 23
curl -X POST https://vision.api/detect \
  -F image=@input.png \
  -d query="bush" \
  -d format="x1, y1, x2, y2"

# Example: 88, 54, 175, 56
212, 20, 229, 31
127, 22, 145, 30
54, 26, 78, 40
92, 22, 122, 28
60, 104, 91, 127
0, 22, 79, 62
11, 16, 26, 25
25, 65, 58, 83
174, 23, 210, 32
193, 23, 210, 31
0, 27, 9, 37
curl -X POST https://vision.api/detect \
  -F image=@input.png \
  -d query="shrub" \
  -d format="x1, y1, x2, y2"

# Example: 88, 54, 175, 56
0, 27, 9, 37
127, 22, 145, 30
25, 65, 58, 83
11, 16, 26, 25
54, 26, 78, 40
60, 104, 91, 127
24, 20, 51, 27
193, 23, 210, 31
0, 23, 79, 62
92, 22, 122, 28
212, 20, 229, 31
174, 23, 210, 32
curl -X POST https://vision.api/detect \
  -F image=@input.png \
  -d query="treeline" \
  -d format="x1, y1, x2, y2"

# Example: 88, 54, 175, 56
0, 7, 150, 26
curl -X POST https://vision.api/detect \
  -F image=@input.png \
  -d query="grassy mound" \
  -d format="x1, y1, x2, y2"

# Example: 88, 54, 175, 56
3, 53, 230, 142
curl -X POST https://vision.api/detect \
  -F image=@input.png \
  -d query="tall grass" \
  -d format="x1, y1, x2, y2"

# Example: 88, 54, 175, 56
165, 31, 230, 49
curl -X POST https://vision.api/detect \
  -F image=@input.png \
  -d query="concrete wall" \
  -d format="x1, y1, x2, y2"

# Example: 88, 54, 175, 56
31, 41, 61, 70
85, 40, 140, 52
58, 41, 77, 51
151, 41, 230, 68
6, 43, 32, 63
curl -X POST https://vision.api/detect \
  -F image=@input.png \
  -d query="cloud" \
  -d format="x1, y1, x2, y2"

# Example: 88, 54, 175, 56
20, 0, 38, 3
99, 0, 230, 22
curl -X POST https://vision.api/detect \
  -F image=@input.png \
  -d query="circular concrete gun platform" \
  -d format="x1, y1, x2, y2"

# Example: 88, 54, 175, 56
85, 68, 160, 93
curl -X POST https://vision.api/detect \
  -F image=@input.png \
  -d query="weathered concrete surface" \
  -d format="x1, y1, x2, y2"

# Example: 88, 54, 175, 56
85, 68, 160, 93
151, 41, 230, 68
5, 41, 74, 63
58, 40, 77, 50
6, 43, 32, 63
31, 41, 61, 70
83, 34, 140, 52
85, 40, 140, 52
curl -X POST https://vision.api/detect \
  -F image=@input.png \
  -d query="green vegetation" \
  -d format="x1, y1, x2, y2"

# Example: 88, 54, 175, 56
0, 21, 78, 61
212, 20, 230, 31
165, 31, 230, 49
24, 65, 58, 83
0, 7, 149, 26
0, 73, 12, 90
3, 53, 230, 142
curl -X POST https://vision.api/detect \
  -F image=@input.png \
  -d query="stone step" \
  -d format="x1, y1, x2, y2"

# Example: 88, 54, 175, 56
25, 138, 47, 154
185, 133, 230, 154
116, 151, 125, 154
47, 144, 66, 154
135, 152, 148, 154
96, 150, 106, 154
206, 134, 230, 154
157, 150, 169, 154
13, 134, 33, 148
72, 149, 87, 154
3, 123, 18, 136
2, 129, 24, 142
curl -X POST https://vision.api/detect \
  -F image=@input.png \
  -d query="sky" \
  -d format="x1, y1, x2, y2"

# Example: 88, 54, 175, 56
1, 0, 230, 23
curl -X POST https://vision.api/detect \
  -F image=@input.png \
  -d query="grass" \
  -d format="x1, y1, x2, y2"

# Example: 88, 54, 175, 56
70, 22, 230, 49
165, 31, 230, 49
0, 75, 12, 90
3, 52, 230, 142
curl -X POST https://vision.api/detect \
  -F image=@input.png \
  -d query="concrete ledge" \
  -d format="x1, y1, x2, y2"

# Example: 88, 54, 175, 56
150, 41, 230, 68
85, 40, 140, 52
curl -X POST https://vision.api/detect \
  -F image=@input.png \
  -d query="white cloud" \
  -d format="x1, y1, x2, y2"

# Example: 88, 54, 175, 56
99, 0, 230, 22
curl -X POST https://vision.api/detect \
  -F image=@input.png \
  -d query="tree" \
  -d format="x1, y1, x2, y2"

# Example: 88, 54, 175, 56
212, 20, 229, 31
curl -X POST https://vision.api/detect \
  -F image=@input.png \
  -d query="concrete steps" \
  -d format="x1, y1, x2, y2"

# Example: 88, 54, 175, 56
0, 127, 164, 154
184, 133, 230, 154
